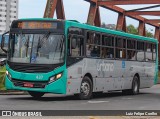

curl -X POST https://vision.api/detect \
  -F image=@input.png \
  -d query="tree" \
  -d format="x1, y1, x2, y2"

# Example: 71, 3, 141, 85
101, 23, 154, 38
126, 24, 154, 38
126, 24, 138, 35
146, 30, 154, 38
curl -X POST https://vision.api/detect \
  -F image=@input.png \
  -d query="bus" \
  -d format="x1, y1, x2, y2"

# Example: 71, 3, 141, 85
1, 18, 158, 100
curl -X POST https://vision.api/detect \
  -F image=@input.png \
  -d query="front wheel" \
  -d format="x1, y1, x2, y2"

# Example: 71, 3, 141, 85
28, 91, 45, 99
78, 76, 93, 100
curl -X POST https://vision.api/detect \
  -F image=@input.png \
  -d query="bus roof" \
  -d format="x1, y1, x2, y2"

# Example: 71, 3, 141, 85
18, 18, 158, 43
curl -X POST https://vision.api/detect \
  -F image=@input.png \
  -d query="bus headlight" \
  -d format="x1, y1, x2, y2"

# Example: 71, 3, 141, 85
6, 71, 12, 80
49, 73, 63, 84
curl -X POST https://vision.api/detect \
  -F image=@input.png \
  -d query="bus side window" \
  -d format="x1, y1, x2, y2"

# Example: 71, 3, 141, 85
115, 37, 126, 59
145, 43, 153, 61
69, 35, 84, 57
101, 35, 114, 59
86, 32, 100, 58
137, 41, 145, 61
152, 44, 156, 61
127, 39, 136, 60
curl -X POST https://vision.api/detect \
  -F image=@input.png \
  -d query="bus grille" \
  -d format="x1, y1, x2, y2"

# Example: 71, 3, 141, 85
7, 61, 63, 73
12, 78, 48, 88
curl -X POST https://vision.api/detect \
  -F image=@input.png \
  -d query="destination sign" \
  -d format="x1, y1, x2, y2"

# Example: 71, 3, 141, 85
12, 21, 59, 29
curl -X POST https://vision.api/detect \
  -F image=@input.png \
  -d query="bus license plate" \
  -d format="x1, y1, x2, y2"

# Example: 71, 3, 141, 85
24, 82, 33, 88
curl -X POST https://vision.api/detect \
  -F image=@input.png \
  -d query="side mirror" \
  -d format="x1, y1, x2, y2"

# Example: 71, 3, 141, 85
0, 58, 6, 67
71, 37, 77, 49
1, 31, 9, 53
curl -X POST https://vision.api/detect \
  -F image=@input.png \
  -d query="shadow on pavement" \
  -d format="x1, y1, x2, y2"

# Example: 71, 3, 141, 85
6, 91, 153, 102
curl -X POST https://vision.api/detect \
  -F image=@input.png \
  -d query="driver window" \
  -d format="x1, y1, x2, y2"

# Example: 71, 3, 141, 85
68, 35, 84, 57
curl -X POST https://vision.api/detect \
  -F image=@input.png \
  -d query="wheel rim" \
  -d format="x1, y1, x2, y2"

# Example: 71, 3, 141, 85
81, 81, 90, 96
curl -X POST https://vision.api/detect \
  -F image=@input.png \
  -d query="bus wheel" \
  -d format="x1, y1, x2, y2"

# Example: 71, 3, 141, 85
131, 75, 140, 95
78, 76, 93, 100
28, 91, 45, 99
122, 75, 139, 95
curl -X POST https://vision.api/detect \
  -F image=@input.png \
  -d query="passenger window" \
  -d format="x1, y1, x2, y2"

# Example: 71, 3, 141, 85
127, 40, 136, 60
116, 37, 123, 48
115, 37, 126, 59
145, 43, 153, 61
127, 40, 136, 49
101, 35, 114, 59
87, 32, 100, 45
69, 35, 84, 57
137, 41, 144, 51
153, 44, 156, 53
86, 32, 100, 58
137, 41, 145, 61
153, 53, 156, 61
116, 49, 126, 59
101, 47, 114, 59
102, 35, 114, 46
127, 50, 136, 60
153, 44, 156, 61
145, 43, 152, 52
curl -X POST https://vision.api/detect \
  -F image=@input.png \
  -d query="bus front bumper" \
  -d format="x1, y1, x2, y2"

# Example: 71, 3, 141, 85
5, 76, 66, 94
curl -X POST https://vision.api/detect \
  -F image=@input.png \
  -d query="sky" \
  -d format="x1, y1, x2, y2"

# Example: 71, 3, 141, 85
18, 0, 160, 34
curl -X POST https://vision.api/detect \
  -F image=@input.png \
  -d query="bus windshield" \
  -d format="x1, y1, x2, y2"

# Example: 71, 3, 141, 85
8, 33, 65, 64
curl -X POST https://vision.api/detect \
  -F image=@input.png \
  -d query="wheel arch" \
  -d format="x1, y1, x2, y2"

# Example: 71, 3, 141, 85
84, 73, 93, 85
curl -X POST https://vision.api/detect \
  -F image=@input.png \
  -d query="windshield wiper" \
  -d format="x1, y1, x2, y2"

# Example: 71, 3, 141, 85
36, 37, 41, 57
38, 32, 50, 48
24, 36, 29, 57
59, 36, 64, 59
36, 32, 50, 57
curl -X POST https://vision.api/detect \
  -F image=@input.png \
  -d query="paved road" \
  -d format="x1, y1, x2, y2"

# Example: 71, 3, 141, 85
0, 85, 160, 110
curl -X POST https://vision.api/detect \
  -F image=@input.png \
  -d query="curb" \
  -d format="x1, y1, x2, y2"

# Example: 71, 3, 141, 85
0, 91, 28, 95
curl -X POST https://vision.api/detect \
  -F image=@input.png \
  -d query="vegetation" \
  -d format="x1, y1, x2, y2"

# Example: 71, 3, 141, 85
127, 24, 138, 35
101, 23, 154, 38
0, 66, 6, 90
127, 24, 154, 38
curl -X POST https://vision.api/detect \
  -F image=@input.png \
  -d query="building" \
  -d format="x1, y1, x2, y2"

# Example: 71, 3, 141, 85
0, 0, 18, 34
101, 23, 116, 30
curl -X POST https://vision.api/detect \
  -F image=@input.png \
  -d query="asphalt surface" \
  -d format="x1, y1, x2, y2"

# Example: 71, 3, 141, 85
0, 85, 160, 111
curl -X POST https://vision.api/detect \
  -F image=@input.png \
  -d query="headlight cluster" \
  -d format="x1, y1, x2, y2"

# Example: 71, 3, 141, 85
6, 70, 12, 80
48, 73, 63, 84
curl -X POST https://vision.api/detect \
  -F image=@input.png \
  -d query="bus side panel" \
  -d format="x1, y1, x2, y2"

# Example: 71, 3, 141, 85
66, 59, 85, 94
66, 58, 156, 95
143, 62, 156, 88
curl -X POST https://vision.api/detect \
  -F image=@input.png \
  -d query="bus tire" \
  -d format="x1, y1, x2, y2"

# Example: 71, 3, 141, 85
122, 75, 139, 95
131, 75, 140, 95
28, 91, 45, 99
78, 76, 93, 100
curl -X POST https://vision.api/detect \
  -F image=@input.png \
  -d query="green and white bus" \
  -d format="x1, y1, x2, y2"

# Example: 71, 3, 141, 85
1, 18, 158, 99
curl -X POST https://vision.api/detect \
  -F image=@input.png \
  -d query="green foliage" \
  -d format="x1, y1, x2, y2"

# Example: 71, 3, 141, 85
0, 66, 6, 90
127, 24, 154, 38
146, 30, 154, 38
127, 24, 138, 35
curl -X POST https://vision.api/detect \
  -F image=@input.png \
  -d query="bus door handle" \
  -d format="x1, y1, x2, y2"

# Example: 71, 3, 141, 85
130, 67, 133, 71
